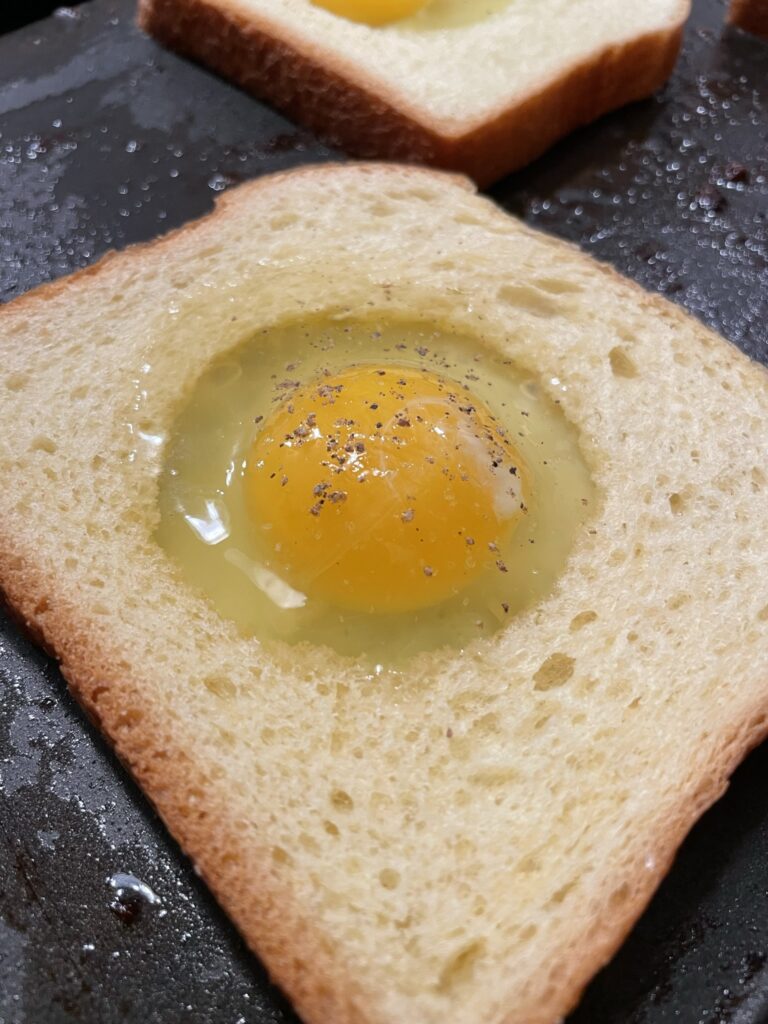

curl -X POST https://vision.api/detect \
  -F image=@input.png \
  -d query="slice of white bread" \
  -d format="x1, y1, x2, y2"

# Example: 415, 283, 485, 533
729, 0, 768, 37
138, 0, 690, 186
2, 163, 768, 1024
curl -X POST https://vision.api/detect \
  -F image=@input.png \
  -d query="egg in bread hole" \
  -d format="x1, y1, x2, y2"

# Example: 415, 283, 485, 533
153, 318, 594, 665
310, 0, 511, 29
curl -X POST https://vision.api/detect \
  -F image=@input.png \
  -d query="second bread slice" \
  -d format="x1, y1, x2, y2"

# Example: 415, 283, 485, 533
139, 0, 690, 185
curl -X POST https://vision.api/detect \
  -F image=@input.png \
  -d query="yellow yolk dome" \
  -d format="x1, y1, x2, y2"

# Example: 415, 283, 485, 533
310, 0, 429, 26
245, 365, 528, 613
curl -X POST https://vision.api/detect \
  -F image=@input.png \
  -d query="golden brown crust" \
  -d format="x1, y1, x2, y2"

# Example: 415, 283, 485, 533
1, 165, 469, 1024
0, 540, 381, 1024
514, 705, 768, 1024
728, 0, 768, 37
2, 163, 767, 1024
138, 0, 687, 187
5, 517, 768, 1024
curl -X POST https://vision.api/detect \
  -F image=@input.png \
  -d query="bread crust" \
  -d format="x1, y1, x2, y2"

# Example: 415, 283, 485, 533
0, 541, 380, 1024
728, 0, 768, 37
1, 164, 767, 1024
4, 525, 768, 1024
138, 0, 688, 186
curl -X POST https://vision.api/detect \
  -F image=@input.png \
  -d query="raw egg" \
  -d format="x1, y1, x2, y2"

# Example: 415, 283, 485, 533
155, 319, 594, 664
309, 0, 511, 29
310, 0, 429, 25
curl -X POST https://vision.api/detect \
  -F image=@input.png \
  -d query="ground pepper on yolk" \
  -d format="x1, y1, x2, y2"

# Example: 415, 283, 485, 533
245, 365, 528, 613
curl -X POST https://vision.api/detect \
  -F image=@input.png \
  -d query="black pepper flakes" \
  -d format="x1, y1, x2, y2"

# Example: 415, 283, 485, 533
401, 509, 414, 523
496, 559, 508, 573
423, 566, 434, 577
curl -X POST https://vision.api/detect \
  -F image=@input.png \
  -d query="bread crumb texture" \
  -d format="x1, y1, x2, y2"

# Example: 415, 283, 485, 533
144, 0, 689, 123
1, 165, 767, 1024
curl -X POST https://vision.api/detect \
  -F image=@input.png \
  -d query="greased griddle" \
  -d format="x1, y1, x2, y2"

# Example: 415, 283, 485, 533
0, 1, 767, 1022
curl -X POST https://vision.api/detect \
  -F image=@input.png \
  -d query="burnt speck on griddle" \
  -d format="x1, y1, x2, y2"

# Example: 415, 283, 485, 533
636, 242, 661, 264
107, 872, 162, 925
724, 162, 750, 184
693, 184, 726, 212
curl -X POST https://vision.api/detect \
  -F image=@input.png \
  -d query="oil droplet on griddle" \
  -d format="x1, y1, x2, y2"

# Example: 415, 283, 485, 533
107, 871, 163, 924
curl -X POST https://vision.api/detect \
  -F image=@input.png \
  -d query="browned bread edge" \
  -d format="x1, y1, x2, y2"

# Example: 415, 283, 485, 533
728, 0, 768, 37
3, 165, 768, 1023
4, 522, 768, 1024
137, 0, 686, 186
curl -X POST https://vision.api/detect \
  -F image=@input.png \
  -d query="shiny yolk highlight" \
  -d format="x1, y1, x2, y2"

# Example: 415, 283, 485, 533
245, 365, 528, 613
310, 0, 429, 26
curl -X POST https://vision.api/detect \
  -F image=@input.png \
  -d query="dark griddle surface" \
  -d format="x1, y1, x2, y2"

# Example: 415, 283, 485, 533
0, 2, 767, 1022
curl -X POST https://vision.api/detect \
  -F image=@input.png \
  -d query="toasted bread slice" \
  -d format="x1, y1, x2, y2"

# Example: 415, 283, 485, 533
138, 0, 690, 186
729, 0, 768, 37
1, 164, 768, 1024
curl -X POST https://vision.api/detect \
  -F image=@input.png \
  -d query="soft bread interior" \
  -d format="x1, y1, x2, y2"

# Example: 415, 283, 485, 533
1, 165, 767, 1024
219, 0, 689, 129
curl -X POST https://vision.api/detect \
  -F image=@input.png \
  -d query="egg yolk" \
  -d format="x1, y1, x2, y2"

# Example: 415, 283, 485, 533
245, 365, 528, 613
310, 0, 429, 26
